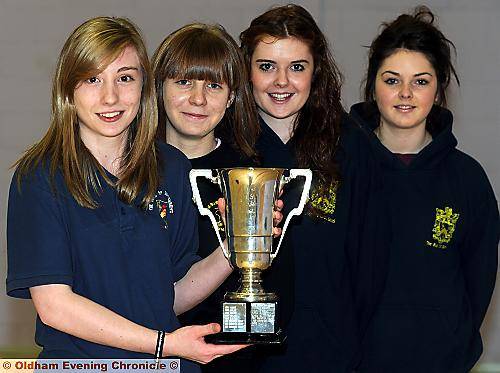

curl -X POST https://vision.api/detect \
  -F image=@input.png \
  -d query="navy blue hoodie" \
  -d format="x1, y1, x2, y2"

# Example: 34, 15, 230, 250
256, 115, 389, 373
350, 102, 499, 373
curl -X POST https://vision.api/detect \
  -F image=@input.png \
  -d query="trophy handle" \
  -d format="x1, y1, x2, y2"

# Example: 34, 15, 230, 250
271, 168, 312, 263
189, 169, 230, 260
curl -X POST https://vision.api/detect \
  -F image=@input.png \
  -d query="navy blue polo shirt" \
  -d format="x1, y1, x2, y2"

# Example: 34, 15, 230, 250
7, 143, 200, 369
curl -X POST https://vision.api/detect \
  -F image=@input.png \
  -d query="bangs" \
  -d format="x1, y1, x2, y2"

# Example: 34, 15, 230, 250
160, 30, 236, 87
84, 39, 132, 78
72, 22, 140, 83
168, 58, 228, 85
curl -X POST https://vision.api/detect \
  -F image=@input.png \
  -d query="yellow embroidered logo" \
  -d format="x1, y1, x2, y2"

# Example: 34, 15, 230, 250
426, 206, 459, 249
308, 182, 337, 223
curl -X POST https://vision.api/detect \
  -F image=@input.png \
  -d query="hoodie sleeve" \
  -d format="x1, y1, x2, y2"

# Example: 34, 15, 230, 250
340, 115, 391, 338
460, 165, 499, 332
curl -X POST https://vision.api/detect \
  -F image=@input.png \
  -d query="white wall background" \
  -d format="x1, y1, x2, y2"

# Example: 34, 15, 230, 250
0, 0, 498, 367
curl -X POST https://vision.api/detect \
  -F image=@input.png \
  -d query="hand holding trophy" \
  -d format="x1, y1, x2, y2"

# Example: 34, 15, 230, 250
190, 167, 312, 344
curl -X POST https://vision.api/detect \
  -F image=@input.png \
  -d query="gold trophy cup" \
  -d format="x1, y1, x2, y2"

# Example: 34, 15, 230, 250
189, 167, 312, 344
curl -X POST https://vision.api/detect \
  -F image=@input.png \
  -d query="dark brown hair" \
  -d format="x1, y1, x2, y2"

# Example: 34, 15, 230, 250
364, 5, 459, 108
240, 4, 344, 188
152, 23, 259, 159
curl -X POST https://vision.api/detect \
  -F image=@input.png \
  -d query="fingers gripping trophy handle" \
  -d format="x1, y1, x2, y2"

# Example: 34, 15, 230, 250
271, 169, 312, 263
188, 169, 230, 260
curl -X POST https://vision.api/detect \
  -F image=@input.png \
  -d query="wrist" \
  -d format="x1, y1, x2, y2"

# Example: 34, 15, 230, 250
162, 331, 173, 357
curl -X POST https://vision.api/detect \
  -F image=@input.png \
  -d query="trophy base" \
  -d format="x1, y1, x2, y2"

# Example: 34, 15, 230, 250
205, 300, 284, 344
204, 328, 285, 345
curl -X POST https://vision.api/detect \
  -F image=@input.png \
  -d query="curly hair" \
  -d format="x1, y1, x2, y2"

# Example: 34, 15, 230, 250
240, 4, 344, 187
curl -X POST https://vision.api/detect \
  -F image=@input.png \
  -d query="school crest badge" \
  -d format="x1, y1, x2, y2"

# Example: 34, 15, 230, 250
148, 190, 174, 229
426, 206, 459, 249
308, 182, 337, 223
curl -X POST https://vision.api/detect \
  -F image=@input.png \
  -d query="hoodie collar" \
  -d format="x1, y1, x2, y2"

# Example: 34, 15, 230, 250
349, 102, 457, 170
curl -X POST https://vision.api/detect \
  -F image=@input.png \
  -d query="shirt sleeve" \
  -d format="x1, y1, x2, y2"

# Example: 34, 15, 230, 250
6, 170, 73, 299
168, 160, 201, 283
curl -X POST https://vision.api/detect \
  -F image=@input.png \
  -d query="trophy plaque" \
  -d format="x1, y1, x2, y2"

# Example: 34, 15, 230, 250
189, 168, 312, 344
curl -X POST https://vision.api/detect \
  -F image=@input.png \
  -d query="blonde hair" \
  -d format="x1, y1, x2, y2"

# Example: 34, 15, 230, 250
15, 16, 159, 208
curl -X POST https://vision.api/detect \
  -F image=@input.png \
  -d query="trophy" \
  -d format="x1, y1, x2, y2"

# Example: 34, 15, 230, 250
189, 167, 312, 344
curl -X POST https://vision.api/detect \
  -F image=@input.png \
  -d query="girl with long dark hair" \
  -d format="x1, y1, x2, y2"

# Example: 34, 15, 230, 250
241, 5, 387, 372
350, 6, 499, 372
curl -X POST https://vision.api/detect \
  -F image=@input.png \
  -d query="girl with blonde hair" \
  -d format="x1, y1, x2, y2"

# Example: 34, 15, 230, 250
6, 16, 253, 370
